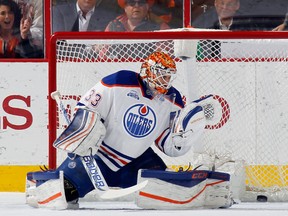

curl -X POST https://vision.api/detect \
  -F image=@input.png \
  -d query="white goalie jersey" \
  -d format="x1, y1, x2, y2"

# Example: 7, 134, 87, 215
75, 70, 184, 171
72, 70, 206, 171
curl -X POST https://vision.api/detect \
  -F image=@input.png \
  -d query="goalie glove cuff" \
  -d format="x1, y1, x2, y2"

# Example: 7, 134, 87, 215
166, 104, 206, 156
172, 104, 205, 137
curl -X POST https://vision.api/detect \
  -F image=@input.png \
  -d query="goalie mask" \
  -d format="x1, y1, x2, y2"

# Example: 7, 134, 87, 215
140, 52, 177, 95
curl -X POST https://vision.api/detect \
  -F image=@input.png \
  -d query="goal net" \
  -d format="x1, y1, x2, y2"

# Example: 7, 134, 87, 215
49, 30, 288, 202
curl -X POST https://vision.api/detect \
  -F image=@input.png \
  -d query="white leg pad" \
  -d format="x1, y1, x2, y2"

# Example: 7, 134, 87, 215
135, 170, 232, 209
204, 178, 233, 208
25, 171, 79, 210
136, 178, 207, 209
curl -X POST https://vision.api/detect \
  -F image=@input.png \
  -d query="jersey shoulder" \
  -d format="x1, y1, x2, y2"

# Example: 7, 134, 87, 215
101, 70, 139, 87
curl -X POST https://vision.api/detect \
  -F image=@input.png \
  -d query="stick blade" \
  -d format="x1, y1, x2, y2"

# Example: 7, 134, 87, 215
100, 180, 148, 199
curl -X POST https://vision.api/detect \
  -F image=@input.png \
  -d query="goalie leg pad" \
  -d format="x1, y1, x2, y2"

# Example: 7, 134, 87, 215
204, 177, 234, 208
25, 171, 79, 210
135, 169, 232, 209
56, 155, 96, 197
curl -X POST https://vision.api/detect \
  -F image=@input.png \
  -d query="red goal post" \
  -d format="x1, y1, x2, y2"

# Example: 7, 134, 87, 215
49, 30, 288, 202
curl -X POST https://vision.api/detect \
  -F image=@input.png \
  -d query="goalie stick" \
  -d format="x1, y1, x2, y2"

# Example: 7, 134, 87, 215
50, 91, 148, 199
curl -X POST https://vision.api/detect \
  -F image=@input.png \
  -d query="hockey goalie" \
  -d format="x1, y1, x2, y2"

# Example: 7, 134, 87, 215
26, 51, 233, 209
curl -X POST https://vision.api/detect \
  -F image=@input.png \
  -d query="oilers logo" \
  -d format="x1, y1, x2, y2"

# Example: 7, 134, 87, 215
123, 104, 156, 138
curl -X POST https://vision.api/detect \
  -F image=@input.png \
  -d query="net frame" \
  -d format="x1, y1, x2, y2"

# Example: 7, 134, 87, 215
49, 31, 288, 202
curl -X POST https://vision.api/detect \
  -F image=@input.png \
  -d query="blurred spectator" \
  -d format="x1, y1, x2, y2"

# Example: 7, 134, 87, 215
149, 0, 183, 29
53, 0, 69, 5
0, 0, 37, 58
191, 0, 214, 24
273, 10, 288, 31
214, 0, 239, 29
53, 0, 103, 6
105, 0, 170, 31
28, 0, 43, 52
150, 0, 173, 24
192, 0, 258, 30
52, 0, 115, 32
168, 0, 183, 28
14, 0, 44, 57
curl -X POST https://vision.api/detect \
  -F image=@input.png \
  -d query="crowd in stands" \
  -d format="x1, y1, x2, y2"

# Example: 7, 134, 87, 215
0, 0, 43, 58
104, 0, 171, 31
192, 0, 287, 30
0, 0, 287, 59
273, 10, 288, 31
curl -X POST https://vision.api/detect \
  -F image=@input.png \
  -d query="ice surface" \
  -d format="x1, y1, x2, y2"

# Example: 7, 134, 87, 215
1, 192, 288, 216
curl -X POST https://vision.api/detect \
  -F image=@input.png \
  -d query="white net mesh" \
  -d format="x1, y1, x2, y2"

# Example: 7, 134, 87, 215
50, 34, 288, 202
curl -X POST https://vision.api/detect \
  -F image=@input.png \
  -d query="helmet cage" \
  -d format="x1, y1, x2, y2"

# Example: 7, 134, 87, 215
140, 52, 177, 95
148, 64, 176, 94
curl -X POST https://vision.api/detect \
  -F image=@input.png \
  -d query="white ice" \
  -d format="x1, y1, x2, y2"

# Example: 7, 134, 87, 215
1, 192, 288, 216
